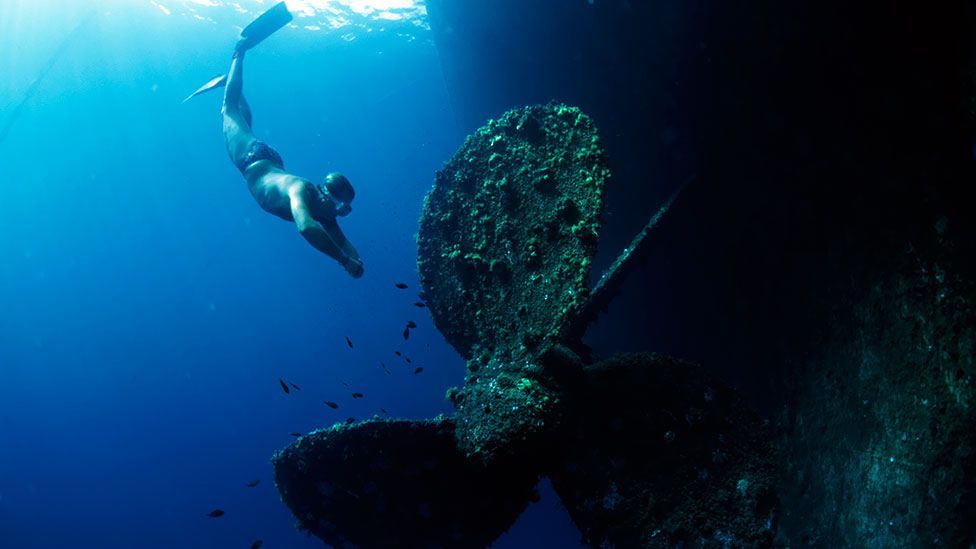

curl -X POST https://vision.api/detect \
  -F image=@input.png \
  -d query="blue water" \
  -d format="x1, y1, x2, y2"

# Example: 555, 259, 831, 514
0, 2, 582, 547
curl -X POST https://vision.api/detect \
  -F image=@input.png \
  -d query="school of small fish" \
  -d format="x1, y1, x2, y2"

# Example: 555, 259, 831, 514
208, 280, 433, 544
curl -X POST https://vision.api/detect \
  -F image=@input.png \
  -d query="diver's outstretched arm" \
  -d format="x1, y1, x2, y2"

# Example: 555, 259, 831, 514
297, 220, 364, 278
320, 218, 363, 276
290, 185, 364, 278
297, 219, 346, 266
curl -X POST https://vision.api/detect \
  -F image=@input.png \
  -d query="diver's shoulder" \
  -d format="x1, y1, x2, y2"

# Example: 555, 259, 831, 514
282, 173, 314, 191
276, 174, 317, 201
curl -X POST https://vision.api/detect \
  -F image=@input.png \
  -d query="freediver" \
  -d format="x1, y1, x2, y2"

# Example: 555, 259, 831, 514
186, 2, 364, 278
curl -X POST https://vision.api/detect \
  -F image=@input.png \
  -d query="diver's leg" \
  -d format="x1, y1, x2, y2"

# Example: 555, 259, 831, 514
222, 50, 246, 120
223, 108, 254, 169
239, 94, 253, 128
222, 53, 256, 167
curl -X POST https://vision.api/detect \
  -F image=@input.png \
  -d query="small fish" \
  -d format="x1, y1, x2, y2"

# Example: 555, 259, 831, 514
341, 381, 349, 387
290, 432, 302, 438
345, 336, 353, 348
245, 479, 260, 488
279, 378, 290, 394
394, 351, 402, 357
406, 320, 417, 329
351, 392, 364, 399
380, 408, 389, 414
395, 282, 408, 289
289, 382, 302, 391
206, 509, 225, 518
405, 357, 412, 364
381, 363, 391, 375
414, 367, 424, 375
413, 301, 427, 308
345, 417, 356, 424
403, 327, 410, 340
251, 541, 264, 549
324, 401, 339, 409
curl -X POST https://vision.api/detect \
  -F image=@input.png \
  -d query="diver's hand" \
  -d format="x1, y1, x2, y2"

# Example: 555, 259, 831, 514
343, 257, 364, 279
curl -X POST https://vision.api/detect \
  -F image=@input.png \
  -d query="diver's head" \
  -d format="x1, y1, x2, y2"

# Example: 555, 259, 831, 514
320, 172, 355, 217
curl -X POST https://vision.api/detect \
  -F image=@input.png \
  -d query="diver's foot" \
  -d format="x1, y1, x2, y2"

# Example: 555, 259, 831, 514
234, 37, 252, 56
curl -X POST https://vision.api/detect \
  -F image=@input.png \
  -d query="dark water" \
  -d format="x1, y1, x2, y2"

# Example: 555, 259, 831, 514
6, 1, 975, 548
0, 2, 583, 547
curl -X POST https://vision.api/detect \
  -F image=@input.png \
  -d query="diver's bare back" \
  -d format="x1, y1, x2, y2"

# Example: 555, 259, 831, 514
242, 163, 303, 222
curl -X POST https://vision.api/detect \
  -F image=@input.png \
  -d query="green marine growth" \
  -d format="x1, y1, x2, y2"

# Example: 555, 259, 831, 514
417, 104, 610, 462
274, 105, 779, 548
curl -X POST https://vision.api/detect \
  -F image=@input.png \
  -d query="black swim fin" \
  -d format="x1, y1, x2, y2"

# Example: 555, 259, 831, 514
182, 74, 226, 103
239, 2, 293, 51
182, 3, 291, 104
